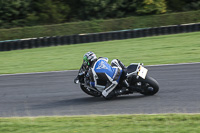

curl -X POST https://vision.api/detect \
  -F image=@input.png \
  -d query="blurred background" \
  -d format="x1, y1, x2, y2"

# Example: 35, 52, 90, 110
0, 0, 200, 41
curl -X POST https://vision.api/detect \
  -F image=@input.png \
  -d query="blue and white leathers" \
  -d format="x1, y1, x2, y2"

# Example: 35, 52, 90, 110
89, 58, 122, 97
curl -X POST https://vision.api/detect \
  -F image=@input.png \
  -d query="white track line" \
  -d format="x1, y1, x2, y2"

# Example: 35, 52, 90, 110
0, 62, 200, 77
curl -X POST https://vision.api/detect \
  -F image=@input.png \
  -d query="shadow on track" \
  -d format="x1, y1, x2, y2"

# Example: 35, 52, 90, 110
31, 95, 146, 110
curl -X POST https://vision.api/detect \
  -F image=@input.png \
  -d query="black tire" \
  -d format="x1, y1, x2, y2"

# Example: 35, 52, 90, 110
140, 76, 159, 95
80, 84, 101, 97
131, 76, 159, 96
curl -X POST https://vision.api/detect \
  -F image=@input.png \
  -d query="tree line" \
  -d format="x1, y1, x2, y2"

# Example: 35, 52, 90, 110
0, 0, 200, 29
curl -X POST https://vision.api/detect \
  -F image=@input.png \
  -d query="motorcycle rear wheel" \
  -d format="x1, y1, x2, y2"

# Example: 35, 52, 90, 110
131, 76, 159, 95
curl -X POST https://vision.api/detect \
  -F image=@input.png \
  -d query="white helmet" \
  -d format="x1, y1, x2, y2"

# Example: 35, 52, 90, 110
83, 51, 97, 66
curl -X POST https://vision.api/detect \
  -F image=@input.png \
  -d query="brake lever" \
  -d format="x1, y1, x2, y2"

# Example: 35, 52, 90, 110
74, 77, 80, 84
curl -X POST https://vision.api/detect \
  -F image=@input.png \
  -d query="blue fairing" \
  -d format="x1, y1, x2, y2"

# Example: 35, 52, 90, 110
94, 59, 120, 79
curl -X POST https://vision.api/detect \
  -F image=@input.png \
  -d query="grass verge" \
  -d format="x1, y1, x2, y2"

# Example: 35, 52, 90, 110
0, 32, 200, 74
0, 114, 200, 133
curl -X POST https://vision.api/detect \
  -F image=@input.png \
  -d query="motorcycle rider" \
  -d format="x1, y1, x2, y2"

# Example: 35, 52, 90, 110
75, 51, 128, 99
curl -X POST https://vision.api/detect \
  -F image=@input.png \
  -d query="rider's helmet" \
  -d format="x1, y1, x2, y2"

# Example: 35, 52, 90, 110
83, 51, 97, 67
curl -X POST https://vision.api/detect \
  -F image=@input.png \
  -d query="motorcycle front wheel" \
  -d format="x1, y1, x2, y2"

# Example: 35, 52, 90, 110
80, 85, 102, 97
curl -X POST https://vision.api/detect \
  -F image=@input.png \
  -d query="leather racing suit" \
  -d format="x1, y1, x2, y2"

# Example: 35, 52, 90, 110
87, 57, 123, 98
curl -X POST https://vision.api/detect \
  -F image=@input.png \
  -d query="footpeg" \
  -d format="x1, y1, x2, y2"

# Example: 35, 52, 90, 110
115, 88, 129, 95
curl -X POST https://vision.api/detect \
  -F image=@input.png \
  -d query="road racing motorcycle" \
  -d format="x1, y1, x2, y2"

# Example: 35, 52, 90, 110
74, 63, 159, 99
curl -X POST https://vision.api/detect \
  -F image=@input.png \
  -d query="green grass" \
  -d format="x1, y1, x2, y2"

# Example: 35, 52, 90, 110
0, 114, 200, 133
0, 32, 200, 74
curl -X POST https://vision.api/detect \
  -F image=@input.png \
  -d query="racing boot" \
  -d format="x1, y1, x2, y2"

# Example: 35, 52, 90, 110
117, 59, 126, 69
111, 59, 126, 69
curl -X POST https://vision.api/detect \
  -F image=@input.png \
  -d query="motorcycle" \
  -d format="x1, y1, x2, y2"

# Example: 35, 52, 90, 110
74, 63, 159, 99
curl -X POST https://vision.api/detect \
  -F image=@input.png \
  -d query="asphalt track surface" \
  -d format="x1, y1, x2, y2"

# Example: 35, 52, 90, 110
0, 63, 200, 117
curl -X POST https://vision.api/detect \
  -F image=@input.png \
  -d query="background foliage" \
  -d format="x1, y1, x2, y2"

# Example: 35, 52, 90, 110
0, 10, 200, 41
1, 0, 200, 29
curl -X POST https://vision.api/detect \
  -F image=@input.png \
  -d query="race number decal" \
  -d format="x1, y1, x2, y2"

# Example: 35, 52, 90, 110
138, 66, 148, 79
